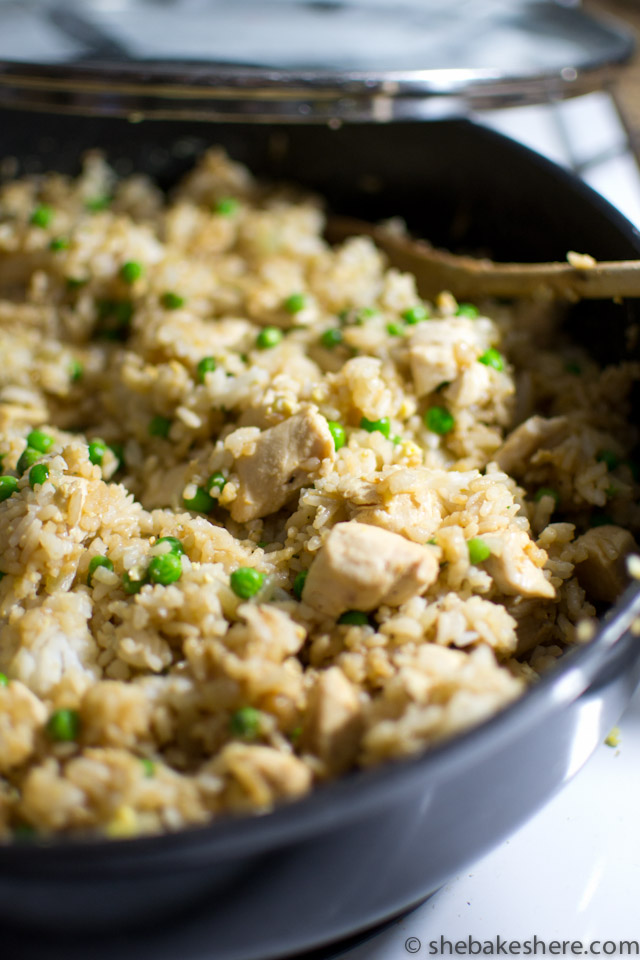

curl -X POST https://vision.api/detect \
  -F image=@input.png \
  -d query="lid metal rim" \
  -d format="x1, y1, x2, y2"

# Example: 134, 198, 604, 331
0, 61, 629, 124
0, 52, 632, 96
0, 3, 633, 120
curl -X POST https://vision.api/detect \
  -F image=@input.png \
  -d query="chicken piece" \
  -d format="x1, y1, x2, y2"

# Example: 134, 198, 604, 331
484, 529, 555, 599
6, 592, 99, 697
230, 406, 334, 522
408, 317, 485, 397
301, 667, 363, 774
409, 341, 459, 398
349, 469, 442, 543
352, 490, 441, 543
225, 604, 306, 662
494, 415, 569, 474
573, 525, 638, 603
302, 521, 439, 617
0, 681, 47, 773
80, 681, 152, 749
216, 743, 312, 809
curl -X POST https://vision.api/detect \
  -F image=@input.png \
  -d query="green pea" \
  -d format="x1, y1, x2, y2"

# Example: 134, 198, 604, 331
30, 205, 54, 228
46, 708, 80, 742
196, 356, 217, 382
0, 672, 8, 687
85, 195, 111, 212
229, 706, 261, 739
327, 420, 346, 451
478, 348, 504, 371
359, 416, 391, 438
49, 236, 69, 252
230, 567, 265, 599
28, 464, 49, 489
402, 305, 429, 325
456, 303, 479, 318
97, 298, 134, 324
340, 306, 378, 326
214, 197, 239, 216
17, 447, 41, 474
256, 327, 283, 349
140, 758, 155, 777
320, 328, 343, 348
338, 610, 370, 626
386, 322, 405, 337
119, 260, 143, 284
156, 536, 185, 555
87, 555, 114, 586
534, 487, 560, 505
597, 450, 619, 471
88, 439, 107, 466
355, 306, 378, 324
207, 471, 227, 497
96, 299, 134, 340
68, 359, 83, 382
0, 476, 18, 501
160, 291, 185, 310
122, 570, 147, 595
27, 429, 54, 454
149, 416, 171, 439
183, 486, 215, 513
283, 293, 307, 314
591, 513, 614, 528
424, 406, 455, 435
293, 570, 308, 600
467, 537, 491, 564
148, 552, 182, 586
66, 276, 88, 291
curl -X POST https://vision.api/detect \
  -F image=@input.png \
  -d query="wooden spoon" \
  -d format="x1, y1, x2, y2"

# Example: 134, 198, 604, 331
326, 215, 640, 301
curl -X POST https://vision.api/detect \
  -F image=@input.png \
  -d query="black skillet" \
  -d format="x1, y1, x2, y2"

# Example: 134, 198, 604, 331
1, 114, 640, 960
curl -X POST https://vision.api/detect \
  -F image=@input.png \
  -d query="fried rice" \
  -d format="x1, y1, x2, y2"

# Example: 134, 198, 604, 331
0, 148, 638, 840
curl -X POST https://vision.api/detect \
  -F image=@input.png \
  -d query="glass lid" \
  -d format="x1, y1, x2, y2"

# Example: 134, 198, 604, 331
0, 0, 633, 123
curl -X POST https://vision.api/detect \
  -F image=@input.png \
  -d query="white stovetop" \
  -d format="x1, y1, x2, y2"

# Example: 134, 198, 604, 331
336, 93, 640, 960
